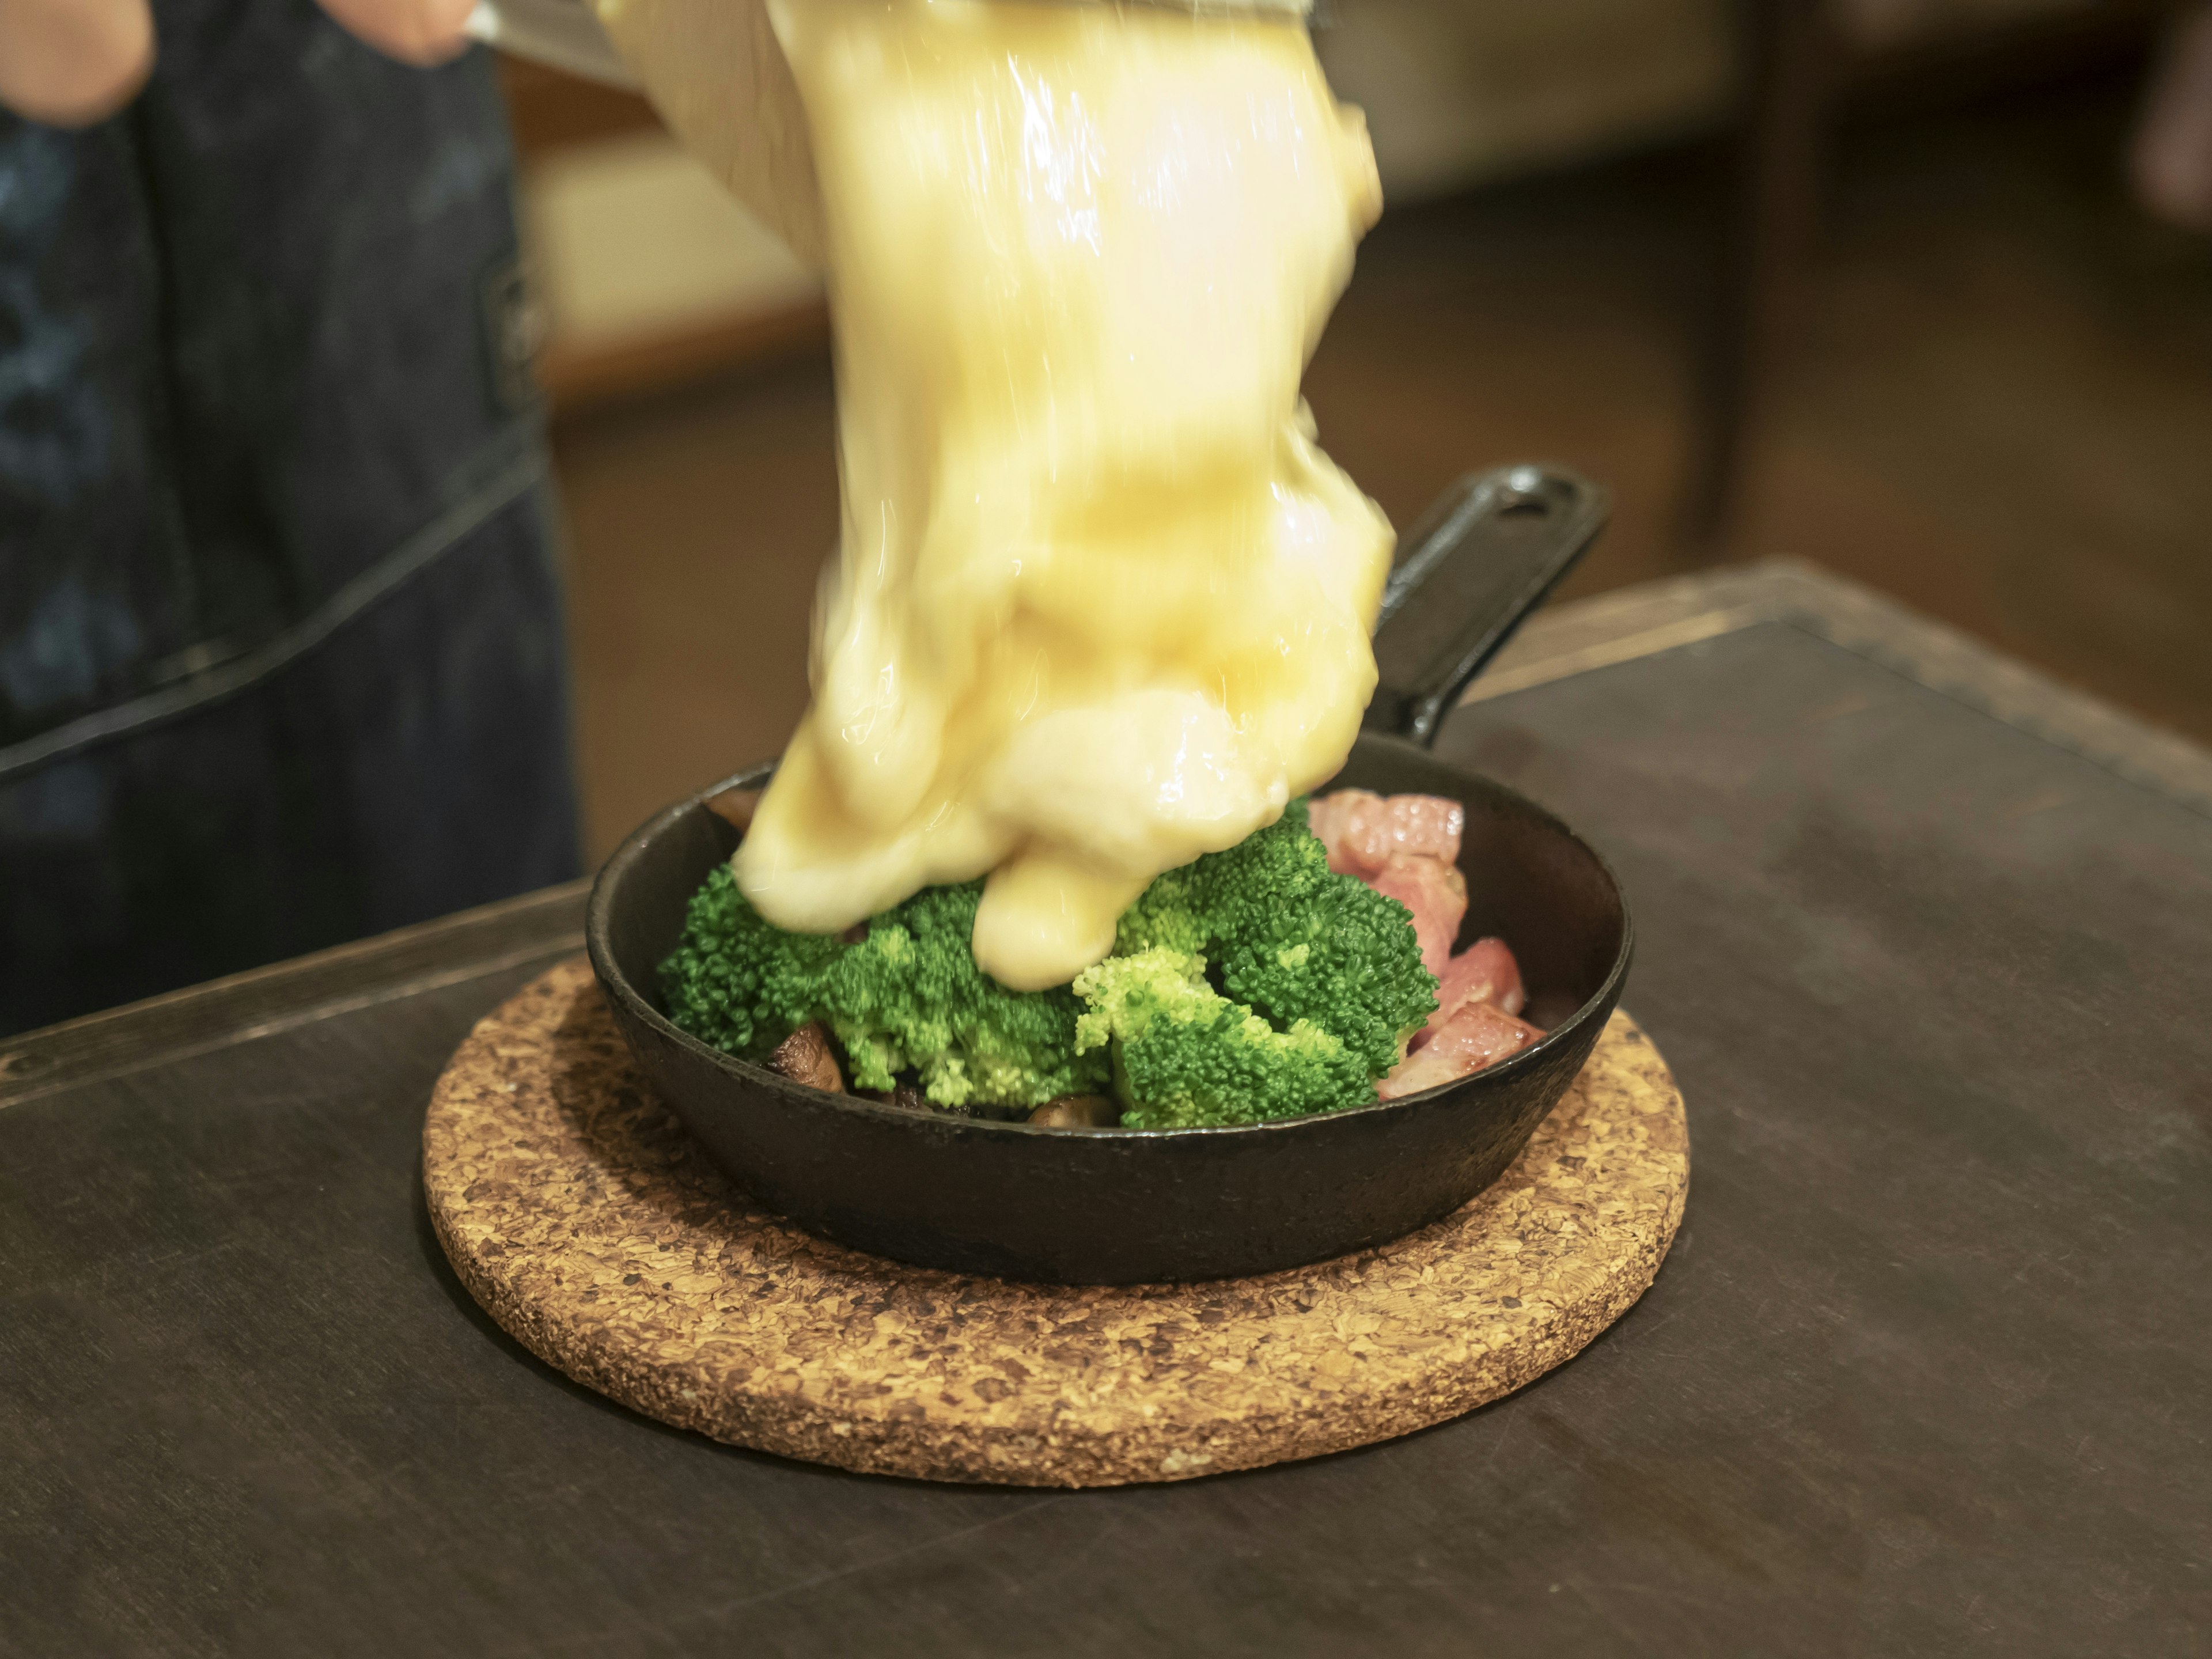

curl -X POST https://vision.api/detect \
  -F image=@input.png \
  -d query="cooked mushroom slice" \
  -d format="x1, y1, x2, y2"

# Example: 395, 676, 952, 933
1028, 1094, 1121, 1128
766, 1022, 843, 1092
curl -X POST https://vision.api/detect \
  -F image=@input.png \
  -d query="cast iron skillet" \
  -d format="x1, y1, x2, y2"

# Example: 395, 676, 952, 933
588, 465, 1631, 1283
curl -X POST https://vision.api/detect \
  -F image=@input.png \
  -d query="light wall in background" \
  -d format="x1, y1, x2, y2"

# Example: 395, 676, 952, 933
525, 130, 817, 349
521, 130, 825, 407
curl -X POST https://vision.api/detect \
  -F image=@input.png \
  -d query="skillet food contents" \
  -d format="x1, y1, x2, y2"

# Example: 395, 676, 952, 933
1305, 788, 1544, 1097
660, 792, 1544, 1127
1304, 787, 1543, 1092
725, 0, 1393, 993
1307, 787, 1469, 978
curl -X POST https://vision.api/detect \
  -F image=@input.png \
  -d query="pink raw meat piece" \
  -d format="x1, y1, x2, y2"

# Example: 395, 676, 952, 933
1367, 853, 1467, 981
1307, 789, 1464, 878
1309, 789, 1471, 979
1412, 936, 1526, 1050
1378, 999, 1543, 1099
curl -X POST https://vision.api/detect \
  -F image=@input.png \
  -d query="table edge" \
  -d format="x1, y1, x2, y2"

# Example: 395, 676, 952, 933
0, 882, 588, 1108
6, 560, 2205, 1106
1473, 558, 2212, 818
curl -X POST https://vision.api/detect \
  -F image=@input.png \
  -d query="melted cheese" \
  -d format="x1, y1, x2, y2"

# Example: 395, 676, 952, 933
696, 0, 1390, 990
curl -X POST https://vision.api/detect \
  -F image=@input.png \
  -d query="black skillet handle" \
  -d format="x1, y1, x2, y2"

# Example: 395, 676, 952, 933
1362, 464, 1611, 749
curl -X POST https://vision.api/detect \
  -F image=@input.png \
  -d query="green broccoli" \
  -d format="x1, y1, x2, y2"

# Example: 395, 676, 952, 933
815, 881, 1108, 1108
659, 868, 1106, 1111
658, 863, 843, 1056
1111, 800, 1438, 1079
660, 798, 1435, 1128
1073, 946, 1378, 1128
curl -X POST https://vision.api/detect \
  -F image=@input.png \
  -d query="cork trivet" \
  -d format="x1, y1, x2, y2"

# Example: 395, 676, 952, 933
423, 958, 1688, 1487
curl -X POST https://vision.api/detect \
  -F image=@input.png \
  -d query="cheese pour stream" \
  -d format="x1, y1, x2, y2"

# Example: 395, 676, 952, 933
639, 0, 1391, 990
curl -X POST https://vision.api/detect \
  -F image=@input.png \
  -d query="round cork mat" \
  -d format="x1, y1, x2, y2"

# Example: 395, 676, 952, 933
423, 958, 1688, 1487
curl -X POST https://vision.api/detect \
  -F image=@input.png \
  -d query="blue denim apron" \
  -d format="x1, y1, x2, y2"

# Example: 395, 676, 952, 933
0, 2, 581, 1035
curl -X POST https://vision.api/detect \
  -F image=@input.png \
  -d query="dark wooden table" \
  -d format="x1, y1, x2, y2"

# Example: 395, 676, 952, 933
5, 564, 2207, 1657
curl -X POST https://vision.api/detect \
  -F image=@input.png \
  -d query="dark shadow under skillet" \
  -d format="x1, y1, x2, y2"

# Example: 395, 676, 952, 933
589, 466, 1632, 1284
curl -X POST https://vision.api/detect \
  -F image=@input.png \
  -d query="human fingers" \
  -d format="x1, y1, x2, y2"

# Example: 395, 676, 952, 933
315, 0, 476, 67
0, 0, 154, 126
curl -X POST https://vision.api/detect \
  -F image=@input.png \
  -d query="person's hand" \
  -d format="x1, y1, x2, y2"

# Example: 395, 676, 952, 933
0, 0, 154, 126
0, 0, 478, 127
315, 0, 476, 67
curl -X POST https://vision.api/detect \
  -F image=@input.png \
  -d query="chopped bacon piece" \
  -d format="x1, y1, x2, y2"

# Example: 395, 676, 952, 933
1306, 789, 1464, 878
1309, 789, 1541, 1093
1366, 854, 1468, 981
1448, 935, 1526, 1016
1310, 789, 1470, 978
1412, 935, 1526, 1049
1378, 999, 1543, 1099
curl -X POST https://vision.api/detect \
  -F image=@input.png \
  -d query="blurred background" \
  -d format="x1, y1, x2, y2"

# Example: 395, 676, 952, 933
505, 0, 2212, 861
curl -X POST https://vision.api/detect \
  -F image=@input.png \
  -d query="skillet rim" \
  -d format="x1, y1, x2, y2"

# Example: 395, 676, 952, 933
585, 746, 1634, 1140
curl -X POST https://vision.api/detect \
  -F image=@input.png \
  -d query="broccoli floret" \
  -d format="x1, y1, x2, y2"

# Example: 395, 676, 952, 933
658, 868, 1107, 1111
1112, 801, 1437, 1078
661, 797, 1435, 1130
1074, 947, 1377, 1128
815, 881, 1108, 1108
658, 863, 843, 1056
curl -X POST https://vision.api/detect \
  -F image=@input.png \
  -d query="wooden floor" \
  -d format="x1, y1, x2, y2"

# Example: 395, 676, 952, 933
553, 70, 2212, 858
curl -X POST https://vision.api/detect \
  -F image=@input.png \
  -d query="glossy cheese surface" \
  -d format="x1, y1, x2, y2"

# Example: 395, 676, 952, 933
736, 0, 1391, 989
